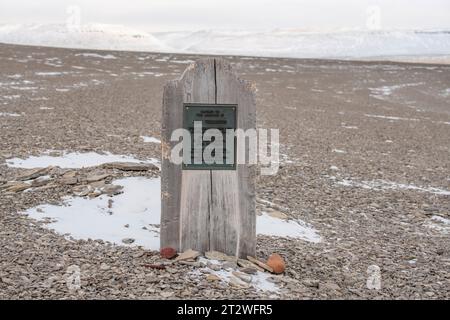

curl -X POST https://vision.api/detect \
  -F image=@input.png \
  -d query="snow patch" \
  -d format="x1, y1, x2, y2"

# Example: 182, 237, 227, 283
76, 53, 117, 60
365, 114, 420, 122
425, 215, 450, 234
336, 178, 450, 196
0, 112, 21, 117
24, 175, 320, 251
257, 212, 321, 243
6, 151, 159, 169
141, 136, 161, 144
25, 177, 161, 250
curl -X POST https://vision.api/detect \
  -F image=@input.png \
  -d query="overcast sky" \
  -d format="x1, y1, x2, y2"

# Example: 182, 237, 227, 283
1, 0, 449, 31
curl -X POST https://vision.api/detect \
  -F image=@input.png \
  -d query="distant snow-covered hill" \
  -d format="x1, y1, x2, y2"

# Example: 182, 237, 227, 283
1, 23, 450, 60
0, 23, 170, 53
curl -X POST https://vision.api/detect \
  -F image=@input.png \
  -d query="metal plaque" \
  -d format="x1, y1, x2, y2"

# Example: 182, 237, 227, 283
183, 103, 237, 170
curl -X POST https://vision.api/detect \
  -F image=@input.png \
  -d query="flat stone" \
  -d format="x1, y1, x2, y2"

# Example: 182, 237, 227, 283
205, 250, 237, 262
62, 171, 77, 178
101, 184, 123, 196
232, 271, 252, 283
207, 262, 221, 271
178, 261, 201, 267
247, 256, 274, 273
229, 276, 249, 288
15, 167, 50, 181
31, 176, 52, 187
4, 182, 31, 193
175, 249, 201, 262
221, 261, 238, 270
237, 259, 264, 272
302, 278, 320, 288
86, 174, 110, 183
239, 267, 257, 275
89, 180, 106, 189
103, 162, 158, 171
121, 238, 135, 244
59, 177, 78, 185
266, 210, 288, 219
206, 274, 221, 281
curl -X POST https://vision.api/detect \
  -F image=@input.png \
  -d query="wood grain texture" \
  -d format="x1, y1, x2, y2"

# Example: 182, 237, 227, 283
212, 59, 257, 258
161, 59, 215, 251
161, 58, 256, 257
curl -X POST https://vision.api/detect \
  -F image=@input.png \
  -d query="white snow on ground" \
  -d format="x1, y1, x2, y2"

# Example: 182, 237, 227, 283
192, 257, 280, 293
425, 215, 450, 234
141, 136, 161, 144
6, 151, 159, 169
369, 83, 425, 100
75, 53, 117, 59
0, 112, 21, 117
1, 24, 450, 59
25, 177, 161, 249
365, 114, 420, 122
336, 178, 450, 196
35, 72, 65, 76
24, 175, 320, 249
257, 212, 321, 243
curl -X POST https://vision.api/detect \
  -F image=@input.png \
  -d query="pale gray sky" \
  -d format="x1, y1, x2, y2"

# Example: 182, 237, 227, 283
0, 0, 449, 31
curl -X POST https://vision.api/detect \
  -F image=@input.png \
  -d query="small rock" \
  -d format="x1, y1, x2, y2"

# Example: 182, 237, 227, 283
31, 176, 51, 187
102, 184, 123, 196
205, 251, 236, 262
319, 281, 341, 291
237, 259, 264, 272
122, 238, 135, 244
239, 267, 257, 275
266, 210, 288, 219
232, 271, 252, 283
229, 276, 249, 288
89, 180, 106, 189
62, 171, 77, 178
4, 182, 31, 193
86, 173, 109, 183
160, 247, 177, 259
207, 262, 221, 271
178, 261, 201, 267
266, 253, 285, 274
206, 274, 221, 281
59, 177, 78, 185
16, 167, 50, 181
100, 263, 110, 271
103, 162, 158, 171
222, 261, 238, 270
160, 291, 174, 298
302, 278, 319, 288
175, 249, 201, 262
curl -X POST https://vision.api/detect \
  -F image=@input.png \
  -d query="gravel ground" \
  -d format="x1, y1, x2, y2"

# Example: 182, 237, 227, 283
0, 43, 449, 299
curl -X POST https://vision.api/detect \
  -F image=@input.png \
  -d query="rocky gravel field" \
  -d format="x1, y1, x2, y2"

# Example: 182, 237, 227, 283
0, 43, 449, 299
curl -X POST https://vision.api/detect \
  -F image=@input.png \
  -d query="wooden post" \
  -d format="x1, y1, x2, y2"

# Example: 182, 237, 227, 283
161, 58, 256, 258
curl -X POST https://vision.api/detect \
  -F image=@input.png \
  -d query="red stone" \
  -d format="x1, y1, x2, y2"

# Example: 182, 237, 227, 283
160, 247, 177, 259
266, 253, 285, 274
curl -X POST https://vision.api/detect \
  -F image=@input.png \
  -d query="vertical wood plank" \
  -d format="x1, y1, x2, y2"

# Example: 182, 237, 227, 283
211, 59, 257, 258
161, 59, 216, 252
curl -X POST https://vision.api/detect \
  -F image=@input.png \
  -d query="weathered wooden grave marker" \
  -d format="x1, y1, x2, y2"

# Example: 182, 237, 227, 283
161, 58, 256, 258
